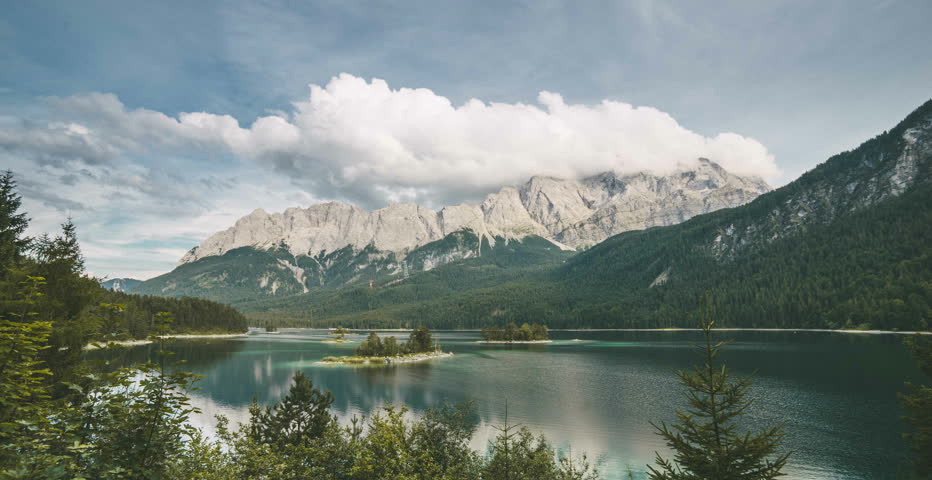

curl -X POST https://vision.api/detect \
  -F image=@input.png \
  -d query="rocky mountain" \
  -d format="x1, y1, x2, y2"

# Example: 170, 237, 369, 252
181, 159, 768, 263
135, 160, 768, 301
239, 99, 932, 331
99, 278, 142, 293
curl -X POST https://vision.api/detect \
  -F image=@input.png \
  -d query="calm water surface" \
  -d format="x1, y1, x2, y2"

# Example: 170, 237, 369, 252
101, 329, 924, 479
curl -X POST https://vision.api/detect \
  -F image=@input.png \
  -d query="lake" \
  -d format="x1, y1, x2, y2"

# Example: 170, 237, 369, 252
98, 329, 925, 479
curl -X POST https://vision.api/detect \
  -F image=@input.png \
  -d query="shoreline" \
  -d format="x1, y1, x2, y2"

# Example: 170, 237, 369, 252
252, 327, 931, 335
477, 340, 553, 344
316, 351, 454, 366
161, 333, 249, 339
84, 333, 248, 350
549, 328, 932, 335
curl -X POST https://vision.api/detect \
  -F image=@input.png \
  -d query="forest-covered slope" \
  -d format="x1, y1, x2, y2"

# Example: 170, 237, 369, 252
243, 99, 932, 331
0, 171, 249, 341
138, 231, 574, 306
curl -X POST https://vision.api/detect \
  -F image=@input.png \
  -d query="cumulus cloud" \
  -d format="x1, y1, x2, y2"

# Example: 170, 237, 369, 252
2, 74, 779, 277
16, 74, 778, 208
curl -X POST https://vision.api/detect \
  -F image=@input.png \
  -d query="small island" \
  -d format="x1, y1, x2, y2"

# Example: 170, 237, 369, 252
480, 323, 552, 343
321, 327, 351, 343
318, 326, 452, 365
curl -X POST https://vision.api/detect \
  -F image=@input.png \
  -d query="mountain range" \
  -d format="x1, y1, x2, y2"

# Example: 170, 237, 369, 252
135, 159, 768, 300
136, 100, 931, 332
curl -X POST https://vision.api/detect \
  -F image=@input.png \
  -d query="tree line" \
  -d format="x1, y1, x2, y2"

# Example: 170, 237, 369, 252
354, 327, 438, 357
481, 323, 549, 341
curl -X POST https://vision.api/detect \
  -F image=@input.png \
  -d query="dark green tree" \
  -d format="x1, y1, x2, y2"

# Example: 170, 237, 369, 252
648, 296, 789, 480
0, 276, 56, 476
0, 170, 30, 270
355, 331, 383, 356
483, 422, 556, 480
899, 335, 932, 477
409, 402, 481, 479
249, 371, 335, 448
406, 326, 435, 353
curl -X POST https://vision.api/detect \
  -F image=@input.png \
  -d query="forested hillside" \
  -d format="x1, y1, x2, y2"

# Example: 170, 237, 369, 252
243, 100, 932, 332
136, 230, 573, 305
0, 171, 248, 348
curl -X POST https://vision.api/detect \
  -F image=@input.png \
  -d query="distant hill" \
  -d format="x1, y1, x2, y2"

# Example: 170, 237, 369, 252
99, 277, 142, 293
242, 99, 932, 332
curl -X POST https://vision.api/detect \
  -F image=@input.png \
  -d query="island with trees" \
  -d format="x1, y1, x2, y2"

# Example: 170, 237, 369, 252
480, 322, 551, 343
320, 326, 452, 365
322, 326, 350, 343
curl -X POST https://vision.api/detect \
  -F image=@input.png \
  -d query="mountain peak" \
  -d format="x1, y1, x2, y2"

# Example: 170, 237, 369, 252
179, 161, 769, 264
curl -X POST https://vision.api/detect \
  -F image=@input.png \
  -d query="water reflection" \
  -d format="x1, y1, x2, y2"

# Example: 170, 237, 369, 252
98, 329, 922, 480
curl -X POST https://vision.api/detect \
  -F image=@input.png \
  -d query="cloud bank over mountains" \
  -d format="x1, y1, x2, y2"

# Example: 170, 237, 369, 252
2, 74, 777, 278
10, 74, 777, 208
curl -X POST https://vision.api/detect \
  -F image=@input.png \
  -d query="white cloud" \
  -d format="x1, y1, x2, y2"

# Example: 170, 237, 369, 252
29, 74, 777, 208
2, 73, 779, 277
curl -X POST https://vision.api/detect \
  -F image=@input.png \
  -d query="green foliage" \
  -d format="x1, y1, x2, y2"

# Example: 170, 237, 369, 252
0, 297, 202, 479
407, 326, 435, 353
74, 360, 202, 479
354, 327, 438, 356
482, 323, 549, 341
0, 174, 248, 359
248, 371, 335, 448
648, 296, 789, 480
899, 335, 932, 477
0, 171, 30, 269
483, 412, 599, 480
0, 276, 55, 475
198, 373, 590, 480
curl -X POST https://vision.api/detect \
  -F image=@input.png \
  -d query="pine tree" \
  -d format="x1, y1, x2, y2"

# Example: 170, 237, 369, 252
0, 170, 30, 270
248, 371, 335, 448
648, 295, 790, 480
406, 326, 435, 353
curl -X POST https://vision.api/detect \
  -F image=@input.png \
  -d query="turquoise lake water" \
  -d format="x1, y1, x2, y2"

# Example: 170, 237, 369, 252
99, 329, 925, 479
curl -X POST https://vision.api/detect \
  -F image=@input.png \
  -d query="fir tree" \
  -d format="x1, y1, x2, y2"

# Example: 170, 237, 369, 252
0, 170, 30, 270
648, 295, 790, 480
248, 371, 335, 448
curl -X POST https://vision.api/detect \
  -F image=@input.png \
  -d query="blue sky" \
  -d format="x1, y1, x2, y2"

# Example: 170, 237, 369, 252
2, 0, 930, 279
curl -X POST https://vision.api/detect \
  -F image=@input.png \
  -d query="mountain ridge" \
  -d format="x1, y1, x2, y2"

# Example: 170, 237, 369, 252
179, 160, 769, 264
238, 99, 932, 331
136, 159, 769, 300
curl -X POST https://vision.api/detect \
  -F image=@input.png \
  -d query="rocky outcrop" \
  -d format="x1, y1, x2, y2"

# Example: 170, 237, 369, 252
709, 115, 932, 259
181, 159, 770, 264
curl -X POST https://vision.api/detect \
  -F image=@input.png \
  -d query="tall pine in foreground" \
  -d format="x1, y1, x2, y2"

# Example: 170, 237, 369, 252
648, 295, 789, 480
